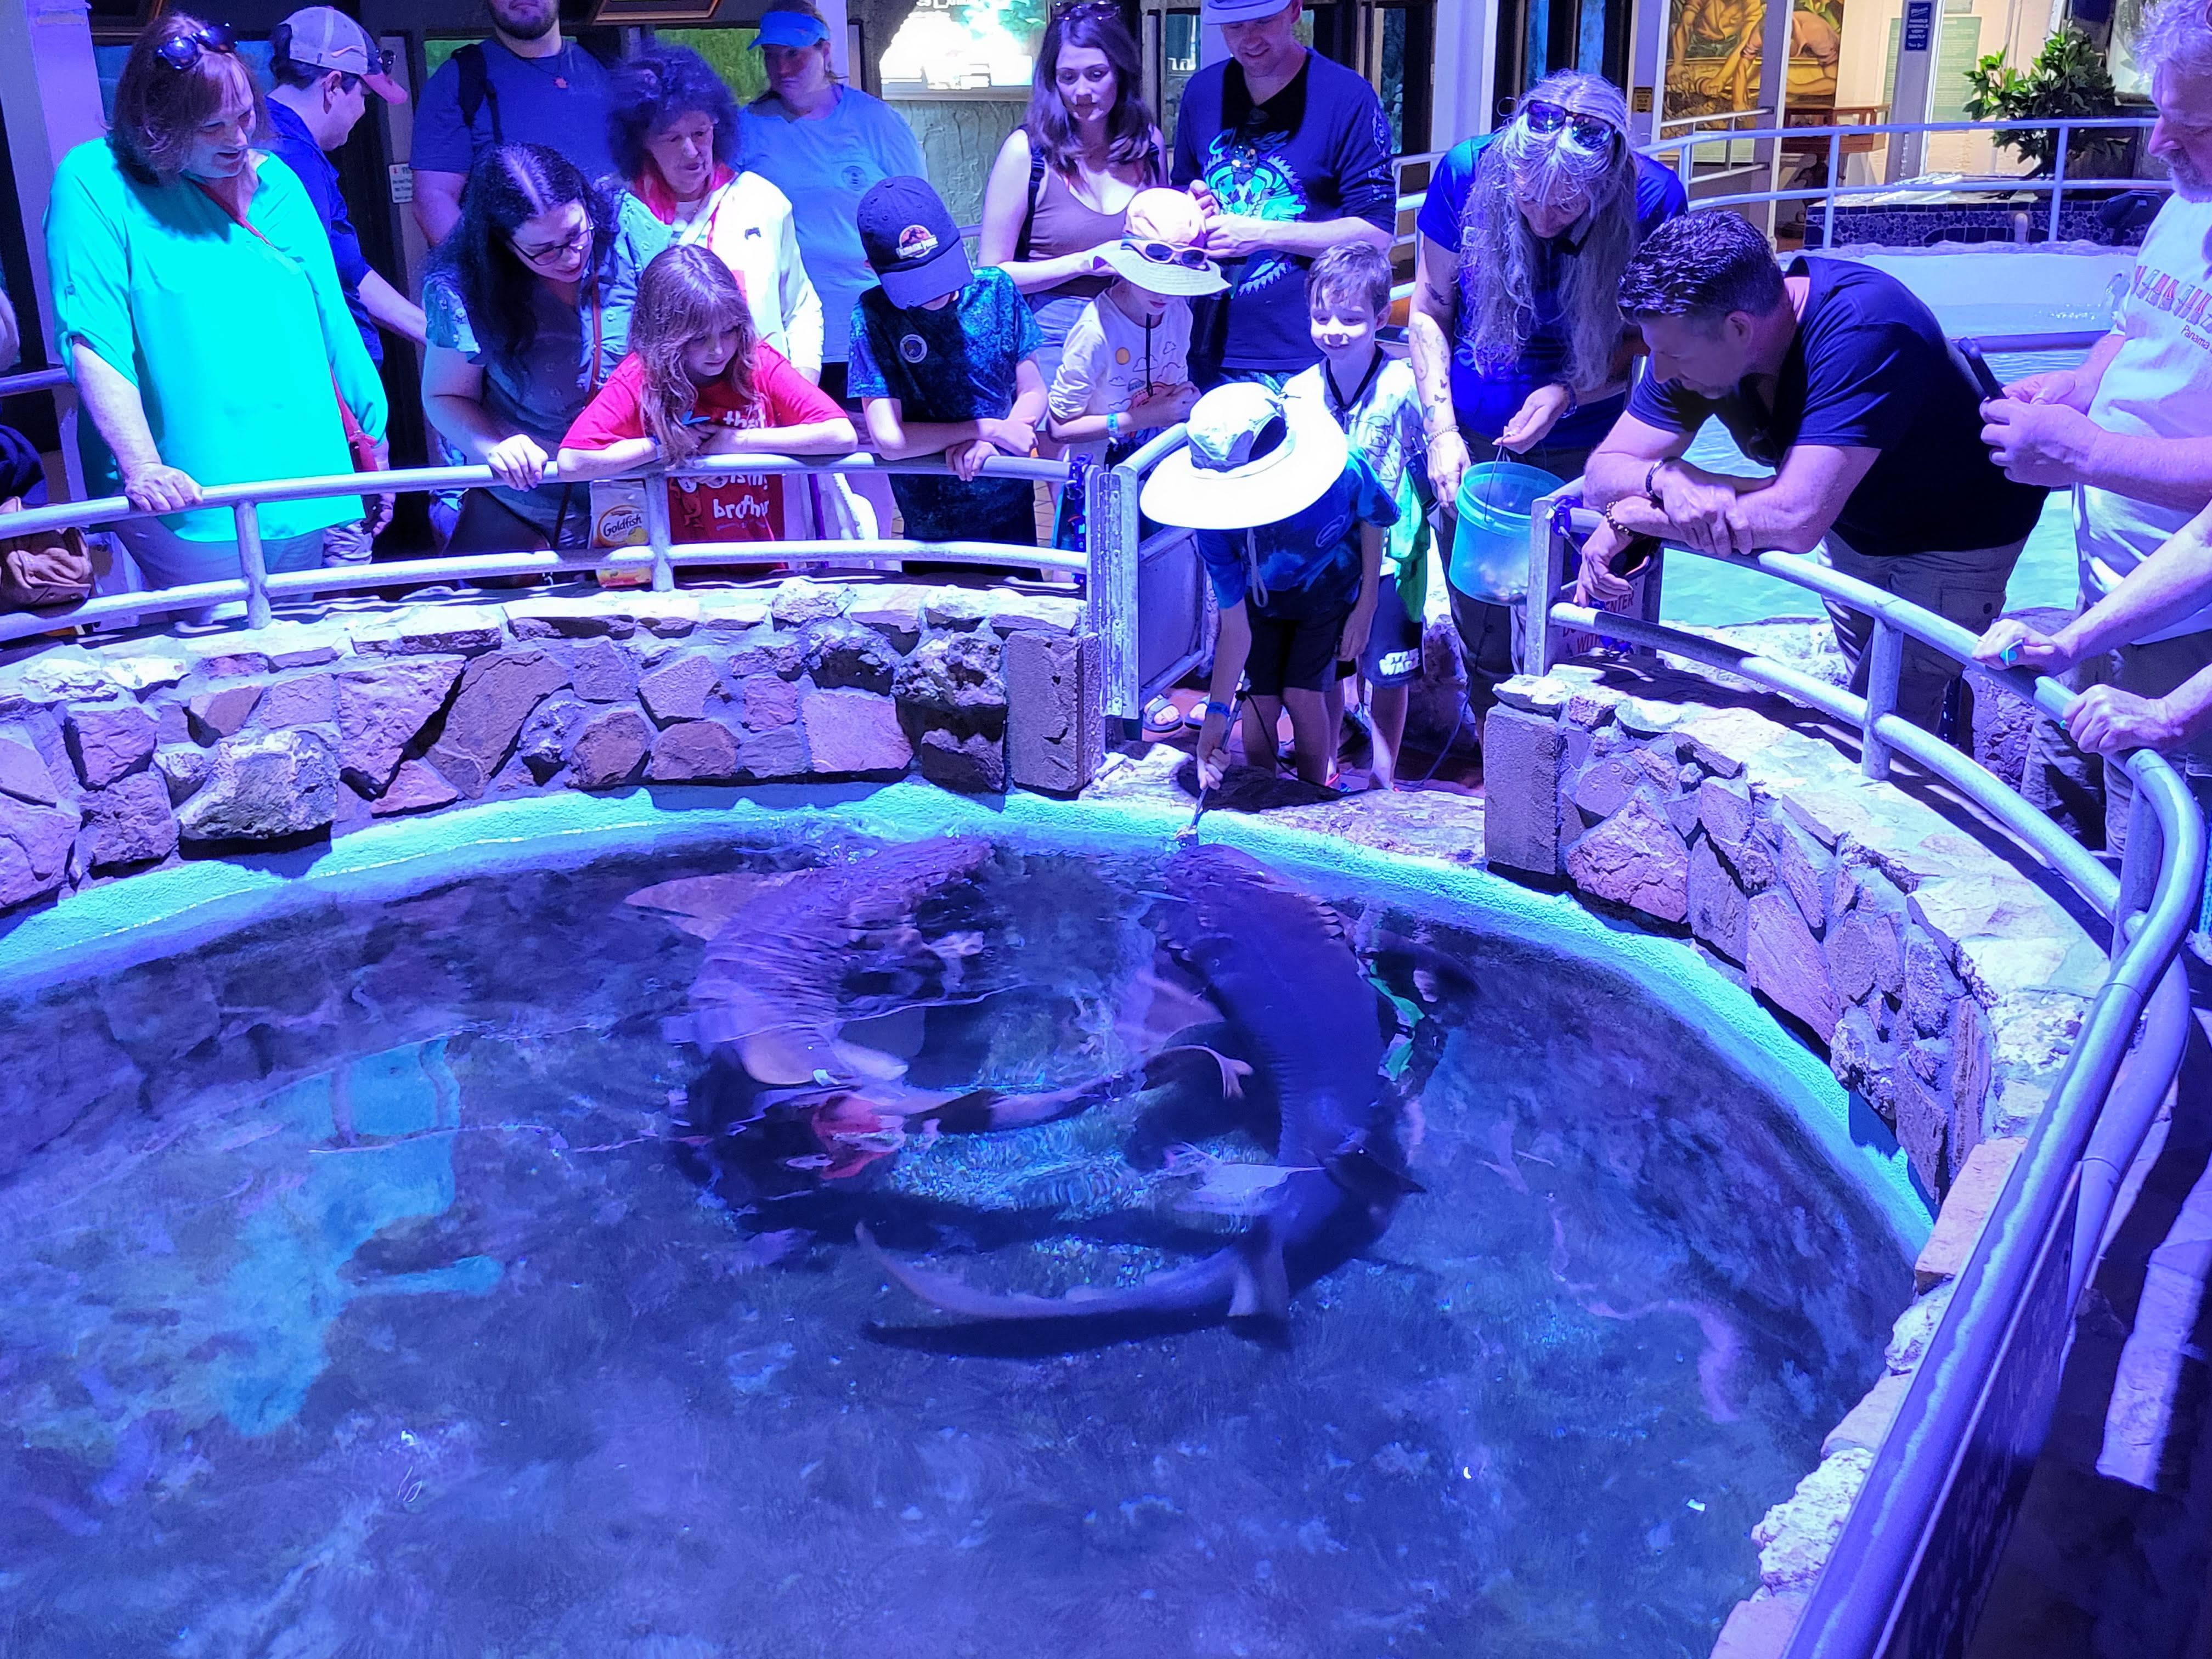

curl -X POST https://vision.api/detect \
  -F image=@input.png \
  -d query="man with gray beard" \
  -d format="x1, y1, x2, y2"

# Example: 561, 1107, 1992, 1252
1973, 0, 2212, 850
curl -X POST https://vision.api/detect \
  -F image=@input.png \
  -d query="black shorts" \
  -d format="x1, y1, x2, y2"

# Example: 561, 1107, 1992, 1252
1358, 573, 1423, 687
1245, 600, 1351, 697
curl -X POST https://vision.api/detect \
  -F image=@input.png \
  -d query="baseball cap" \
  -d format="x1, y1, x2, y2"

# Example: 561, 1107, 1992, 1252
278, 6, 405, 104
752, 9, 832, 49
1199, 0, 1295, 23
857, 176, 973, 309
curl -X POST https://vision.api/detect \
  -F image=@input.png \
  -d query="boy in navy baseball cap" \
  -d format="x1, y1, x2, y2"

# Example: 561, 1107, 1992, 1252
847, 176, 1047, 551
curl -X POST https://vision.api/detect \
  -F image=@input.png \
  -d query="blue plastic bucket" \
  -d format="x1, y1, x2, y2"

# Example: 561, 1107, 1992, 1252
1447, 461, 1562, 605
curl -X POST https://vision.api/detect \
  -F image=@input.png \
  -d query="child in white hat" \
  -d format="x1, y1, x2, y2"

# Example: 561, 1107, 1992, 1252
1142, 381, 1398, 789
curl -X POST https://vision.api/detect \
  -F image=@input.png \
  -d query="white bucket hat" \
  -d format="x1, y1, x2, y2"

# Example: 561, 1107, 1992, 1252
1093, 189, 1227, 296
1140, 382, 1350, 531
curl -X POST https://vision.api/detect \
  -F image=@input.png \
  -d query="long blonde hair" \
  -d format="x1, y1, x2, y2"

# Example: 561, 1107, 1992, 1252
1461, 71, 1641, 395
631, 245, 759, 464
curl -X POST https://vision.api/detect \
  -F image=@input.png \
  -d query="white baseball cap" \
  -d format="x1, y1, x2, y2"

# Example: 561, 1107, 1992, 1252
279, 7, 407, 104
1199, 0, 1296, 23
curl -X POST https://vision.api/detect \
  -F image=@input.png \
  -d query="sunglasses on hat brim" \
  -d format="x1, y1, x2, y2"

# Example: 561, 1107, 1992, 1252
1125, 239, 1211, 270
1520, 98, 1620, 153
155, 21, 238, 71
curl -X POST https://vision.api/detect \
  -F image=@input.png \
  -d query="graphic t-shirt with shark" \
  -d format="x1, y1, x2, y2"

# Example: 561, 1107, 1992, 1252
1171, 52, 1396, 378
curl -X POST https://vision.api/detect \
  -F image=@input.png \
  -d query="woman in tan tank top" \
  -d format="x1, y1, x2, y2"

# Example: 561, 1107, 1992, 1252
978, 2, 1166, 389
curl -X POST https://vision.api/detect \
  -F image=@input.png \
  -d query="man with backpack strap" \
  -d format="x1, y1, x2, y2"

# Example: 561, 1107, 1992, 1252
411, 0, 615, 244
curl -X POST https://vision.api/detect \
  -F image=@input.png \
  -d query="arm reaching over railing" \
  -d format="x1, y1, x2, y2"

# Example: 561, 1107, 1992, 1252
72, 343, 204, 517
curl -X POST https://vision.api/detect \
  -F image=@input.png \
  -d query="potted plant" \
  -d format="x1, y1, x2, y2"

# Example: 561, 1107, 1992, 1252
1963, 25, 2132, 177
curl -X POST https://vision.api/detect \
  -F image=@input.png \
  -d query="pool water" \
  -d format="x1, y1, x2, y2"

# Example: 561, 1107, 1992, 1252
0, 836, 1910, 1658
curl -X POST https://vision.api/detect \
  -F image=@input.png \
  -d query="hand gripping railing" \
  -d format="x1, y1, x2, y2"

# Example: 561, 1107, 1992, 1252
1525, 487, 2208, 1658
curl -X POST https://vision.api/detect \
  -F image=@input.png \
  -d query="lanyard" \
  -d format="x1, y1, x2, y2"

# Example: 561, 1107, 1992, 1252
1324, 351, 1384, 426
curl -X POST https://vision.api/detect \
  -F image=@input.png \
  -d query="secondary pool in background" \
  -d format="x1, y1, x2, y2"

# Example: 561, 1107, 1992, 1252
0, 831, 1912, 1657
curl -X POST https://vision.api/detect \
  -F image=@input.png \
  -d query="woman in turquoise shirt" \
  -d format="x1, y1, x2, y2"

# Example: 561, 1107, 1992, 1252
46, 14, 387, 591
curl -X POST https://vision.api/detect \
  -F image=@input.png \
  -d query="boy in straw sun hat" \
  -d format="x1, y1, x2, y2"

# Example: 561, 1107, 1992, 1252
1144, 380, 1397, 789
1045, 189, 1223, 539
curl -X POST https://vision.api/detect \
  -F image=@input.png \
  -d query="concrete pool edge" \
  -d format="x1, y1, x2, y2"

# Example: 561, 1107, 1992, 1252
0, 777, 1928, 1258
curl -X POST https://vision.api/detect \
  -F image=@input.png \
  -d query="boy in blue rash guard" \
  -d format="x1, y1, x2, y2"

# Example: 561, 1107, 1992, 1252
1144, 382, 1397, 788
847, 176, 1048, 550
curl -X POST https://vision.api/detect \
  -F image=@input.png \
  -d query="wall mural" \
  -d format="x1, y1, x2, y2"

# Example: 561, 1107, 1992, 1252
1666, 0, 1768, 119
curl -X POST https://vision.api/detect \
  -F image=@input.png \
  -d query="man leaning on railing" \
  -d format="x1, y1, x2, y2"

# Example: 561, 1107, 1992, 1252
1575, 211, 2046, 733
1972, 0, 2212, 852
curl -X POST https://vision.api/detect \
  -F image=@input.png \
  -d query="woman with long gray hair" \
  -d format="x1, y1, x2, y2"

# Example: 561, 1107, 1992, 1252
1408, 71, 1684, 714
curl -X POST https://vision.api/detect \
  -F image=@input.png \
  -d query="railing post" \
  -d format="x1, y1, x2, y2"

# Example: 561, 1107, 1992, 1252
1824, 131, 1841, 249
1860, 617, 1904, 780
1524, 489, 1568, 679
643, 467, 674, 592
234, 500, 271, 630
2049, 124, 2070, 243
1088, 459, 1140, 721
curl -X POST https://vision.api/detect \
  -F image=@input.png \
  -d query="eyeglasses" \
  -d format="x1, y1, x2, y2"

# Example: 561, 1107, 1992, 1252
512, 223, 591, 264
1125, 239, 1210, 270
154, 21, 237, 71
1520, 98, 1620, 153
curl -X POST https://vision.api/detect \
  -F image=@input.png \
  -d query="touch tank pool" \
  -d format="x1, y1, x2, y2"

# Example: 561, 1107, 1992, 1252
0, 790, 1922, 1658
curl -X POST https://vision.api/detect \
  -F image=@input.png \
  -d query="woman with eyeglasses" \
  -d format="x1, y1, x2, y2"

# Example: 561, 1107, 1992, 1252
977, 1, 1165, 391
44, 12, 389, 593
608, 46, 823, 383
421, 143, 673, 554
1407, 70, 1685, 714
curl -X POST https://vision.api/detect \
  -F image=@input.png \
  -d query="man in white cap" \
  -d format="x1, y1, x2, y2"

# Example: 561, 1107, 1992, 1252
1171, 0, 1396, 388
266, 7, 424, 371
265, 7, 422, 565
1144, 381, 1397, 787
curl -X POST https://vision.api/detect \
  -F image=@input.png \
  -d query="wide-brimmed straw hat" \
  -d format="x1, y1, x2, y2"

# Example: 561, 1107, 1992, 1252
1141, 382, 1348, 531
1094, 189, 1227, 296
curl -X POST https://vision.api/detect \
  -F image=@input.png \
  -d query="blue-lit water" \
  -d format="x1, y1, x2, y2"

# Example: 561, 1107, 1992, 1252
0, 837, 1910, 1657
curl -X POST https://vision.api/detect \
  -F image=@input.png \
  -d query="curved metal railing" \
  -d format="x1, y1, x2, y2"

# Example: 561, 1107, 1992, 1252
1523, 487, 2206, 1659
1639, 114, 2163, 252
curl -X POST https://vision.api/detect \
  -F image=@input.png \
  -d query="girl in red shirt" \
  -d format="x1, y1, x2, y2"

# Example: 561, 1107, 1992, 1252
560, 244, 855, 541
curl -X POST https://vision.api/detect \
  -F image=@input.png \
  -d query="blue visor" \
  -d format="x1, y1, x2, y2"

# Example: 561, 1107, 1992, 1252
752, 9, 830, 48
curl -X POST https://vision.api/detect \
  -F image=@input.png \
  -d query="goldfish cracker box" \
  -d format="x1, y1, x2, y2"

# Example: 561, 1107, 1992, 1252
588, 481, 654, 589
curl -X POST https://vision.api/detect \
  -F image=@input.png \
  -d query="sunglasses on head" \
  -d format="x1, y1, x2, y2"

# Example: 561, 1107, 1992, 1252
1053, 0, 1122, 20
1520, 98, 1618, 152
1125, 239, 1209, 270
154, 20, 237, 71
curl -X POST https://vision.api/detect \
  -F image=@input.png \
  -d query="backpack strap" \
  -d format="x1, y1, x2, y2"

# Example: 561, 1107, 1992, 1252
1012, 142, 1047, 264
455, 42, 502, 150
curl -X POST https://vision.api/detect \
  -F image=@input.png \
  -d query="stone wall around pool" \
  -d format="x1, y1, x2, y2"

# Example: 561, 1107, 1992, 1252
0, 579, 1104, 923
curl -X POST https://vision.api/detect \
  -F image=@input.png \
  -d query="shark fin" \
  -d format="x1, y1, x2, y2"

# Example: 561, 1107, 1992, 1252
1228, 1222, 1290, 1323
625, 872, 792, 939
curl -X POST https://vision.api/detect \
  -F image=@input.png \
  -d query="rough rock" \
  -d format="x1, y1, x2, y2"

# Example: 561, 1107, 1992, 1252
426, 650, 568, 797
566, 708, 652, 790
989, 591, 1084, 635
253, 673, 335, 729
639, 652, 724, 724
352, 604, 505, 656
82, 772, 179, 869
1747, 889, 1839, 1039
1825, 906, 1903, 1003
1753, 1447, 1874, 1592
572, 639, 639, 703
740, 724, 809, 779
153, 745, 211, 804
1830, 1005, 1897, 1108
803, 690, 912, 776
646, 720, 741, 783
64, 702, 156, 788
919, 725, 1006, 793
103, 654, 189, 693
923, 586, 994, 630
723, 630, 804, 680
1772, 815, 1832, 931
0, 732, 59, 805
1821, 1370, 1912, 1458
369, 759, 461, 818
848, 584, 926, 644
1885, 1280, 1955, 1374
895, 632, 1006, 717
1713, 1593, 1809, 1659
0, 794, 80, 907
1915, 1137, 2025, 1291
505, 595, 637, 640
516, 696, 582, 782
335, 657, 463, 796
742, 673, 802, 731
1480, 706, 1562, 876
177, 727, 338, 843
1004, 629, 1101, 795
1902, 935, 1963, 1040
770, 577, 846, 627
1571, 755, 1640, 821
187, 684, 263, 743
1697, 776, 1756, 849
805, 620, 899, 695
1688, 835, 1750, 962
1563, 793, 1688, 923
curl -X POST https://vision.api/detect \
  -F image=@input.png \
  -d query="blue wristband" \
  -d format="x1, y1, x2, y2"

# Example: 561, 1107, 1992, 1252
1203, 699, 1235, 721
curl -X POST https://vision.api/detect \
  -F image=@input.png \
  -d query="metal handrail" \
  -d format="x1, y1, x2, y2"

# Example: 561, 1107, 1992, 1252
1524, 492, 2207, 1659
1640, 113, 2161, 249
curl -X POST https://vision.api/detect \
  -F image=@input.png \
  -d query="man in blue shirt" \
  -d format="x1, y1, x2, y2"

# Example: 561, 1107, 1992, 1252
1583, 211, 2047, 732
1170, 0, 1396, 386
410, 0, 614, 245
264, 8, 426, 369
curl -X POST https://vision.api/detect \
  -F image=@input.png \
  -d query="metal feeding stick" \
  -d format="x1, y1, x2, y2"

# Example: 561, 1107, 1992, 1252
1176, 692, 1242, 847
